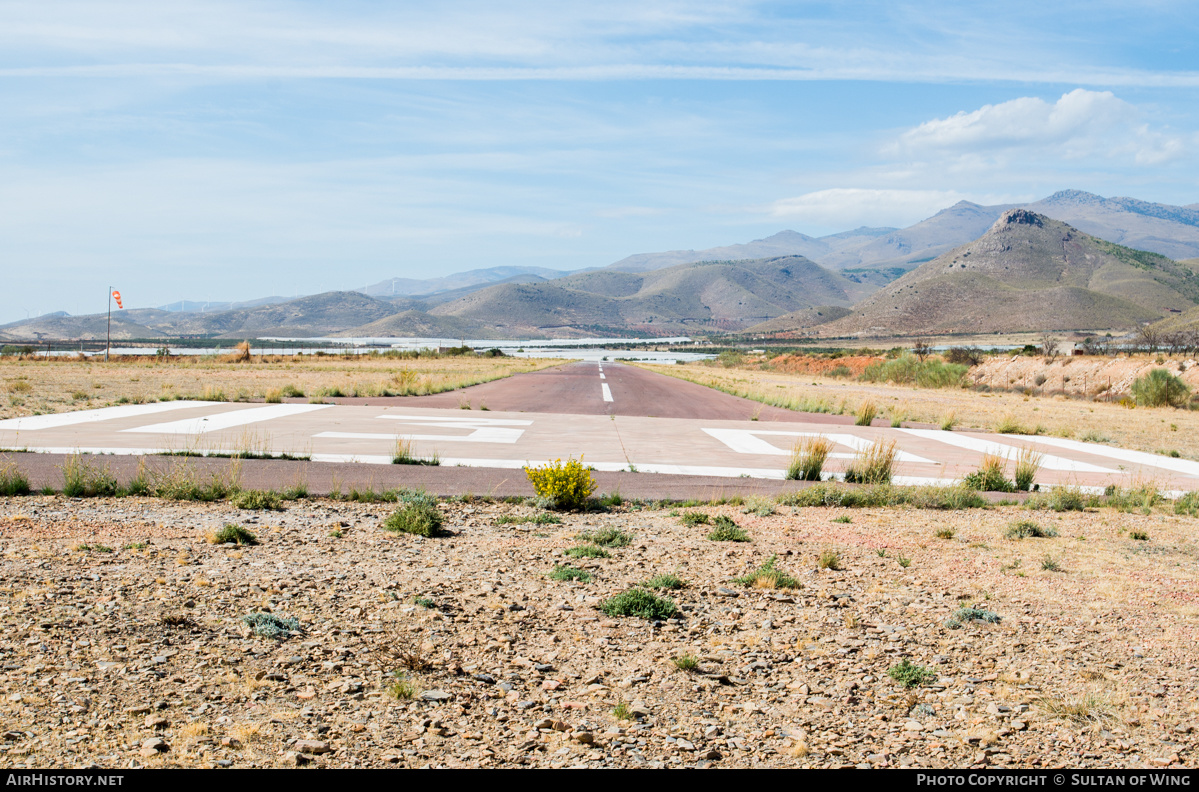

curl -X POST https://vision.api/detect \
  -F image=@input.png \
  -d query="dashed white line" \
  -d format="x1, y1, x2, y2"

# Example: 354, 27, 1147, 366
601, 383, 613, 402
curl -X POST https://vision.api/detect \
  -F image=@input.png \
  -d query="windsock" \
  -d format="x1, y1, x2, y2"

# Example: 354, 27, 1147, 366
112, 290, 123, 309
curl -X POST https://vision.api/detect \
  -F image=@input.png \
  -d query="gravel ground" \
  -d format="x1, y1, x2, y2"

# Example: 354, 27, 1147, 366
0, 495, 1196, 769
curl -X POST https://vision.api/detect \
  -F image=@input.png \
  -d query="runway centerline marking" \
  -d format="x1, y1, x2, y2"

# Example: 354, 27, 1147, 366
122, 403, 332, 436
316, 427, 525, 444
601, 383, 613, 402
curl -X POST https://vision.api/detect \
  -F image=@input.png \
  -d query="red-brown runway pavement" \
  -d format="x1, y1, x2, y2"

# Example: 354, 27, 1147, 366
2, 362, 1197, 495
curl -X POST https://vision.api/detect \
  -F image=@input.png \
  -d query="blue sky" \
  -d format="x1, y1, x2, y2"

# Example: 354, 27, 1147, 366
1, 1, 1197, 323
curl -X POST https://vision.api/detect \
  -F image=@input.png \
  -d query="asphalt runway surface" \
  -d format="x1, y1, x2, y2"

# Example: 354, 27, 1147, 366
3, 361, 1198, 496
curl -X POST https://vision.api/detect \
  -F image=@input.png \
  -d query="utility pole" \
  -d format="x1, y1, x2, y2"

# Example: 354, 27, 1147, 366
105, 286, 112, 362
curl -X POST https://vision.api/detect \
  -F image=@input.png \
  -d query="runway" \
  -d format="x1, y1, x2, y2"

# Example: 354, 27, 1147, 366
2, 362, 1197, 494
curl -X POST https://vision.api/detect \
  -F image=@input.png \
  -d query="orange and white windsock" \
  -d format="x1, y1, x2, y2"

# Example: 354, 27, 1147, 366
112, 290, 123, 309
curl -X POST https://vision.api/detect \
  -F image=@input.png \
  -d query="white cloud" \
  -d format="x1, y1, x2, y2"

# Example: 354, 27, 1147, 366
891, 89, 1191, 165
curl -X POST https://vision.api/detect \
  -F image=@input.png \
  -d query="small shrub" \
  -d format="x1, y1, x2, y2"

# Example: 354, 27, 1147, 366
934, 527, 955, 539
1041, 555, 1062, 571
232, 489, 283, 511
888, 659, 936, 688
613, 702, 632, 720
382, 501, 444, 537
787, 435, 832, 481
897, 556, 912, 568
600, 588, 678, 620
742, 495, 775, 516
1005, 520, 1058, 539
387, 675, 418, 700
995, 414, 1025, 434
817, 549, 841, 570
60, 454, 119, 498
1014, 447, 1043, 492
1129, 530, 1149, 541
643, 573, 685, 590
392, 438, 440, 466
412, 597, 436, 609
832, 515, 852, 523
672, 655, 700, 672
264, 388, 283, 403
577, 527, 632, 547
1174, 491, 1199, 517
549, 565, 593, 583
241, 612, 300, 639
961, 453, 1015, 492
525, 457, 596, 510
1131, 369, 1190, 408
210, 524, 258, 545
854, 401, 878, 427
680, 510, 710, 526
733, 555, 800, 589
0, 464, 31, 496
940, 411, 958, 431
564, 544, 609, 558
945, 607, 1001, 629
843, 439, 897, 485
707, 515, 750, 542
1026, 486, 1085, 512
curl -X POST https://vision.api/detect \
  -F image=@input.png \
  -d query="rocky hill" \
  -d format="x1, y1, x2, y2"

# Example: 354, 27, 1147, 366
431, 256, 870, 335
817, 210, 1199, 337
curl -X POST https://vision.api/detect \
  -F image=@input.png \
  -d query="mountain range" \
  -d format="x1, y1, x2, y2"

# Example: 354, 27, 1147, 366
3, 189, 1198, 342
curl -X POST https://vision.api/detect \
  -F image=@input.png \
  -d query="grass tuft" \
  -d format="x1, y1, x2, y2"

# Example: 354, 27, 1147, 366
707, 515, 750, 542
733, 555, 800, 589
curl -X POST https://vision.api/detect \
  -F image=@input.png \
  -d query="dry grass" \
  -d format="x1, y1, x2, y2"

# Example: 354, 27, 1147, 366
636, 357, 1199, 459
0, 355, 559, 421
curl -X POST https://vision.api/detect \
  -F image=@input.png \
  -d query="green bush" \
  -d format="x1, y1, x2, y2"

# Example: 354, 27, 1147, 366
564, 544, 609, 558
600, 588, 679, 620
524, 457, 596, 510
643, 573, 685, 590
576, 528, 632, 547
382, 501, 443, 537
945, 607, 1001, 629
1131, 369, 1190, 408
1175, 491, 1199, 517
232, 489, 283, 511
888, 659, 936, 688
860, 356, 968, 389
961, 454, 1015, 492
707, 515, 750, 542
210, 524, 258, 545
1025, 486, 1086, 512
777, 482, 986, 510
680, 510, 710, 526
1005, 520, 1058, 539
549, 565, 592, 583
241, 612, 300, 639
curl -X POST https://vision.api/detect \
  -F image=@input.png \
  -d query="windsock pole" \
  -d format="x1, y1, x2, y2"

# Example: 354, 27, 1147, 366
105, 287, 112, 362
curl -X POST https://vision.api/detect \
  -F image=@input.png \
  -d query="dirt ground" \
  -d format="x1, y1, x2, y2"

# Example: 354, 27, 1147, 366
640, 354, 1199, 460
0, 493, 1195, 769
0, 355, 558, 422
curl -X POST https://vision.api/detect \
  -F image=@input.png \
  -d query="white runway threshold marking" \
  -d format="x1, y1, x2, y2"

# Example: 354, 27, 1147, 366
601, 383, 613, 402
702, 428, 935, 464
0, 400, 222, 431
898, 429, 1117, 474
316, 413, 531, 444
122, 403, 332, 435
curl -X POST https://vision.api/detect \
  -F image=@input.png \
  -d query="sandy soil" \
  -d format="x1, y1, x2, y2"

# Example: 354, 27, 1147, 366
0, 355, 559, 422
0, 494, 1195, 769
